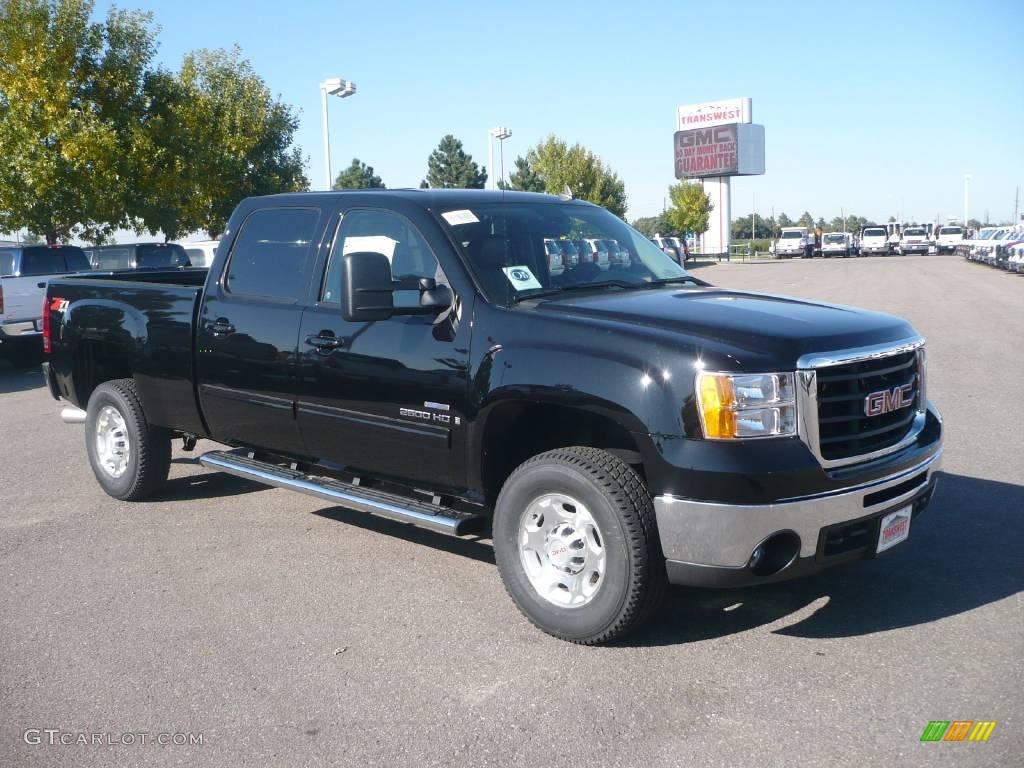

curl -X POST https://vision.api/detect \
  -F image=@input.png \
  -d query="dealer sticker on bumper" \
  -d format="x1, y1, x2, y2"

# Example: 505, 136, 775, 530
877, 506, 912, 553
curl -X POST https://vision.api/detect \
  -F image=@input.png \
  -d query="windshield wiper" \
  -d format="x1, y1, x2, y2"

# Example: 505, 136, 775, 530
511, 279, 640, 303
645, 276, 699, 287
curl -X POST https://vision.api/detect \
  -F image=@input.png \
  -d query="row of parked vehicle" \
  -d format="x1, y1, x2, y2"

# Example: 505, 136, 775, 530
775, 222, 967, 259
650, 235, 690, 263
1, 240, 218, 366
957, 226, 1024, 272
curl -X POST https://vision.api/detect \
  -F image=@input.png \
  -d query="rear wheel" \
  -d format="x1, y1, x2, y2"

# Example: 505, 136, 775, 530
85, 379, 171, 500
493, 447, 666, 645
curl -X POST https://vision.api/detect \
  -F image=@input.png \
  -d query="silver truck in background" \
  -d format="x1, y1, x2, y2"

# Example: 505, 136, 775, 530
0, 245, 90, 366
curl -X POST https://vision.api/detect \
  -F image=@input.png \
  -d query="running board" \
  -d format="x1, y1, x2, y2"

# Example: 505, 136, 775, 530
199, 449, 482, 536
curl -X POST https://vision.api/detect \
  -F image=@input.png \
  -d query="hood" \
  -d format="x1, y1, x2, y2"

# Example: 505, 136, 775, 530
532, 286, 916, 367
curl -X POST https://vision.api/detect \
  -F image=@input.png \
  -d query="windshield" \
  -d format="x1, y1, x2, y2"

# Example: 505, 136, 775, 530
824, 234, 845, 243
939, 227, 962, 235
904, 228, 926, 236
863, 228, 886, 237
436, 202, 688, 303
0, 250, 16, 276
780, 231, 803, 239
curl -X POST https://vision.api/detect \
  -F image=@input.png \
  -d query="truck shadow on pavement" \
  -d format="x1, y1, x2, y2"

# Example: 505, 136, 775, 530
154, 471, 269, 502
0, 363, 44, 394
312, 506, 497, 565
626, 471, 1024, 647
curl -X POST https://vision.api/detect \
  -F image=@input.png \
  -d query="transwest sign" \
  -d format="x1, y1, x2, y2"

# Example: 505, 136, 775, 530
676, 97, 752, 130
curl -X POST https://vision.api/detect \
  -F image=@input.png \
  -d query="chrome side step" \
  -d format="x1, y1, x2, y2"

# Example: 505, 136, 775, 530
199, 449, 482, 536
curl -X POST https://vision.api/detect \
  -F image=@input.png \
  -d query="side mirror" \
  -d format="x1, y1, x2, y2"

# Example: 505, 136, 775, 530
342, 251, 394, 322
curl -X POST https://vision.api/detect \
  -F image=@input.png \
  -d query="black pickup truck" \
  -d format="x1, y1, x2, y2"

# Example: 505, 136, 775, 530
43, 190, 943, 644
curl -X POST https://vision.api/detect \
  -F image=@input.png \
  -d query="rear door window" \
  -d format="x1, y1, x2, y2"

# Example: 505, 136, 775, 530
226, 208, 320, 301
62, 248, 90, 272
20, 247, 70, 275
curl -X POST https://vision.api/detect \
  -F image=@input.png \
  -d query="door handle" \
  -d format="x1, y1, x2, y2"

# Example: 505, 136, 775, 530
305, 332, 344, 353
206, 318, 235, 336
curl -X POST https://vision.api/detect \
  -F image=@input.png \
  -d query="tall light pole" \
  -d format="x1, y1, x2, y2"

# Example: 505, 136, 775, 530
320, 77, 356, 191
963, 174, 970, 227
488, 127, 511, 189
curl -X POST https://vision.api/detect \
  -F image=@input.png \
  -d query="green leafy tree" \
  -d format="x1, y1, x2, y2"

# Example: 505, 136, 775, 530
777, 212, 793, 229
333, 158, 384, 189
21, 231, 43, 245
631, 216, 661, 238
797, 211, 815, 229
499, 155, 544, 192
665, 181, 712, 236
135, 47, 309, 240
520, 136, 626, 217
422, 135, 487, 189
0, 0, 158, 243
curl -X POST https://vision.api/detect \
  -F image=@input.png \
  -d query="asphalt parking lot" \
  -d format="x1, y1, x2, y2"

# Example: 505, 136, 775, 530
1, 254, 1020, 767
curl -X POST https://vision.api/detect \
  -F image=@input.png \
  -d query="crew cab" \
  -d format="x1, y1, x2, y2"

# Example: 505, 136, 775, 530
775, 227, 810, 257
860, 226, 890, 255
897, 226, 930, 255
1, 244, 90, 365
821, 232, 853, 257
42, 190, 943, 644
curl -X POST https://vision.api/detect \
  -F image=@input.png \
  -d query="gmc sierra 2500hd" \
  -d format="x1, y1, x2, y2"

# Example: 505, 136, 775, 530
43, 190, 943, 644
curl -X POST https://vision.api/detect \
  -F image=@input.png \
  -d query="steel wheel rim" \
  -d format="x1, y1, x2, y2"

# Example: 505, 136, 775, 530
95, 405, 130, 479
518, 493, 607, 608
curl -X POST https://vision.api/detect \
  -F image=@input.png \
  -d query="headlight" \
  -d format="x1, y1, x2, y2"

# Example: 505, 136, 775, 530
696, 372, 797, 439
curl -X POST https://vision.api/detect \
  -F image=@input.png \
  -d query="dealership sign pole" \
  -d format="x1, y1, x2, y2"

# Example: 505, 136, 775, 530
675, 98, 764, 257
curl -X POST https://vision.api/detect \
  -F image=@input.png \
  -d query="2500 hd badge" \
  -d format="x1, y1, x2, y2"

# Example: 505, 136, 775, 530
41, 189, 942, 644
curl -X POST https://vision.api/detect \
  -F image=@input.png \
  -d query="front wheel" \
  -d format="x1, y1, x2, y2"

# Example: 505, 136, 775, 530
493, 447, 666, 644
85, 379, 171, 500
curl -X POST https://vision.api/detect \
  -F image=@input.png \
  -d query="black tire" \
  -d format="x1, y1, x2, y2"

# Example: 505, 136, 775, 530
493, 447, 666, 645
85, 378, 171, 500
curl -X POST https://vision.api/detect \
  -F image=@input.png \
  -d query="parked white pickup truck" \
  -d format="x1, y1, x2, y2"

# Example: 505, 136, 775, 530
860, 226, 890, 255
935, 226, 964, 254
897, 226, 931, 255
775, 227, 810, 257
0, 245, 91, 365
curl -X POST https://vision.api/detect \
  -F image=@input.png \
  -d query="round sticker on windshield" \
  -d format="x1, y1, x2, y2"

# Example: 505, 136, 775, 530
501, 266, 542, 290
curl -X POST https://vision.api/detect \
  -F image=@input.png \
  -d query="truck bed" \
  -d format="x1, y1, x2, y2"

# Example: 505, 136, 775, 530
46, 269, 209, 435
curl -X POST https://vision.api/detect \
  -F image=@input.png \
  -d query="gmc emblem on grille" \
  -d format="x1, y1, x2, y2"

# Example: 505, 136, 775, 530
864, 384, 914, 417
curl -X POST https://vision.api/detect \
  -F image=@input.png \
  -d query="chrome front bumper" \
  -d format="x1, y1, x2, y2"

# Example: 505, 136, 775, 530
654, 448, 942, 569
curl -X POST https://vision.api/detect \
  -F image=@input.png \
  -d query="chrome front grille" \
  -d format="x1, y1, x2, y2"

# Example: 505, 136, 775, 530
797, 339, 926, 468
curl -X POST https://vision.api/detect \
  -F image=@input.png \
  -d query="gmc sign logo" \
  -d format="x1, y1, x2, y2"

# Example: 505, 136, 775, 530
677, 125, 735, 148
864, 384, 914, 417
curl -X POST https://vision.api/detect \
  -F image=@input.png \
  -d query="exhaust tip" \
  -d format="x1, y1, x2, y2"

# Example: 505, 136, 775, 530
749, 531, 801, 577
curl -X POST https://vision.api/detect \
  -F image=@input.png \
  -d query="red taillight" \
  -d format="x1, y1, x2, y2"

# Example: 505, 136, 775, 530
42, 295, 62, 354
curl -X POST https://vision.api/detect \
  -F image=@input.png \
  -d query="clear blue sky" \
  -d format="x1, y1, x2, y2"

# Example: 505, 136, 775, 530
116, 0, 1022, 225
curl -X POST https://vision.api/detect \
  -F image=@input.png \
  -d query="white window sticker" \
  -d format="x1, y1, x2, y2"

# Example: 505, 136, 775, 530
441, 209, 480, 226
501, 266, 542, 291
342, 235, 397, 261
